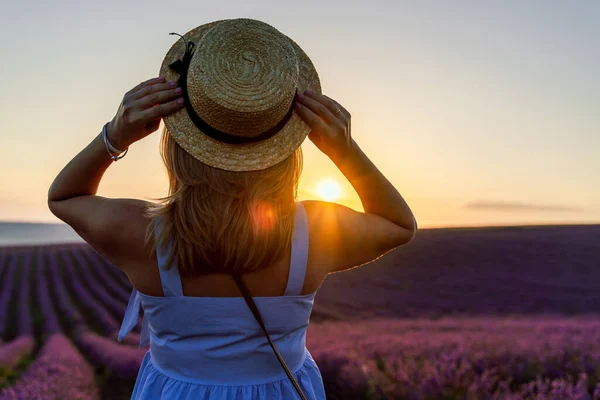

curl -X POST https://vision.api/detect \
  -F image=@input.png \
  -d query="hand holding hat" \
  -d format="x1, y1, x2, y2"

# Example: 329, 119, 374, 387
105, 76, 185, 150
294, 90, 352, 164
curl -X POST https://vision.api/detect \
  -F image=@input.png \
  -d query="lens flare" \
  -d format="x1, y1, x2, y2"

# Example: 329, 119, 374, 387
251, 200, 276, 233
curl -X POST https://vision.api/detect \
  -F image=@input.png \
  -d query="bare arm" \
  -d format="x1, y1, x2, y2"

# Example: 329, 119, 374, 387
47, 76, 184, 269
332, 139, 416, 232
295, 90, 417, 273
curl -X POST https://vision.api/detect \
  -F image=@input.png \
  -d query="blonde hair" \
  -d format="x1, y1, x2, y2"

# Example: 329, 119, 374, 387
143, 126, 303, 277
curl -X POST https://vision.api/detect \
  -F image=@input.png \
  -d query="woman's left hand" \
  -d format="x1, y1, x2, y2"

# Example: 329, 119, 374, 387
106, 76, 184, 150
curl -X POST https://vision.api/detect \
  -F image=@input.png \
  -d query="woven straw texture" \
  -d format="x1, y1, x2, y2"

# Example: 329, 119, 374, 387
159, 18, 321, 171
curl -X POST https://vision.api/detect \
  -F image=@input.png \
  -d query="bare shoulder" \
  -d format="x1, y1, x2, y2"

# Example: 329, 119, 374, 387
94, 198, 160, 294
301, 200, 416, 274
71, 197, 157, 272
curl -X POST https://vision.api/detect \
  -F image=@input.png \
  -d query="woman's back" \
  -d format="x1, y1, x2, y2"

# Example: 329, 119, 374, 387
119, 202, 327, 399
132, 206, 322, 300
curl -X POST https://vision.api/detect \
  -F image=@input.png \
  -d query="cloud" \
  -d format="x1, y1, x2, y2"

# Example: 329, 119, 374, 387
465, 201, 585, 212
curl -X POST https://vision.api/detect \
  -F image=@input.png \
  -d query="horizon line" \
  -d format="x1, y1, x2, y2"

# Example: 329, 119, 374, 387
1, 219, 599, 230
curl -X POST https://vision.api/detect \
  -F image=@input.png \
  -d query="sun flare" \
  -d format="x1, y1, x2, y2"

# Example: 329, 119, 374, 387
315, 179, 342, 202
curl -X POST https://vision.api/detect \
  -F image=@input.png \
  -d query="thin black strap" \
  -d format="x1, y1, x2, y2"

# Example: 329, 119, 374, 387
232, 272, 308, 400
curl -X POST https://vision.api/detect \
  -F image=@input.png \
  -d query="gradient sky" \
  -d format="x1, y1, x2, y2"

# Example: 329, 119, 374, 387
0, 1, 598, 228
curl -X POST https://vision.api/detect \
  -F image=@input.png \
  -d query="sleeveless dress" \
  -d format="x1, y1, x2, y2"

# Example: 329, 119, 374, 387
118, 202, 327, 399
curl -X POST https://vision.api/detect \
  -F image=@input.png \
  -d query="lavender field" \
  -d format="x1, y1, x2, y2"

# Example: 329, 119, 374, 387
0, 224, 599, 399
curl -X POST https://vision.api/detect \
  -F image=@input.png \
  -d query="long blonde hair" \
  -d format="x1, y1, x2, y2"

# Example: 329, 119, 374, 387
143, 126, 303, 277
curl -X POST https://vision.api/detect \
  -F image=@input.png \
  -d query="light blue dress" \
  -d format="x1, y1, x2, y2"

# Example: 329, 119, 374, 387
118, 202, 326, 399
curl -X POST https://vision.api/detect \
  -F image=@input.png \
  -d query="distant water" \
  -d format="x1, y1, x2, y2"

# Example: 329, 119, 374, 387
0, 222, 84, 246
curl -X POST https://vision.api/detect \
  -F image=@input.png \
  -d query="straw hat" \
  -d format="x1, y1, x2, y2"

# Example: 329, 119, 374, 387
159, 18, 321, 171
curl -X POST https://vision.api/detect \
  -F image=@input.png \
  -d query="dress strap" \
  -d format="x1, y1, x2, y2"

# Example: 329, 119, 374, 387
154, 215, 184, 297
117, 214, 181, 349
284, 202, 309, 296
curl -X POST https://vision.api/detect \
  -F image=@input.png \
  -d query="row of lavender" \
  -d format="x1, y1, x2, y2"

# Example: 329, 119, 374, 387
306, 318, 600, 399
310, 225, 600, 321
0, 246, 124, 336
0, 245, 137, 341
1, 243, 600, 399
0, 244, 146, 399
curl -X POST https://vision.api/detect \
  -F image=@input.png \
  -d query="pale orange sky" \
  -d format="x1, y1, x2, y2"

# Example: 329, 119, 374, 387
0, 1, 598, 228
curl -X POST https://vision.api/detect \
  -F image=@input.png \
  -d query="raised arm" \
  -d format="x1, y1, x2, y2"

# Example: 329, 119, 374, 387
294, 90, 417, 273
47, 76, 184, 269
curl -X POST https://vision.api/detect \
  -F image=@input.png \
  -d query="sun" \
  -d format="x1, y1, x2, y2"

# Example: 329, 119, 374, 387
315, 179, 342, 202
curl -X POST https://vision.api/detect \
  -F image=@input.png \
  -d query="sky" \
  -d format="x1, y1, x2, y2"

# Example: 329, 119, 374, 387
0, 0, 598, 228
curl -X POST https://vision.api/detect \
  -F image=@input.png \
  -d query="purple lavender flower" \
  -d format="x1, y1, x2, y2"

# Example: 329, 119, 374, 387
81, 247, 132, 290
36, 249, 62, 334
0, 251, 8, 275
16, 252, 33, 336
307, 317, 600, 399
0, 336, 34, 369
0, 334, 100, 400
74, 330, 146, 380
69, 248, 142, 330
57, 249, 119, 335
48, 250, 87, 334
68, 248, 143, 334
3, 242, 600, 399
0, 253, 19, 338
76, 246, 131, 304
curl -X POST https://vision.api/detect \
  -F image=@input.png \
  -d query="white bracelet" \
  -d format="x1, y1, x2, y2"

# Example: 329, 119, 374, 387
102, 122, 128, 161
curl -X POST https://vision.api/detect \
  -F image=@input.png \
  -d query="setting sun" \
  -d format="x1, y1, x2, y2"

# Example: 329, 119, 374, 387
315, 179, 342, 202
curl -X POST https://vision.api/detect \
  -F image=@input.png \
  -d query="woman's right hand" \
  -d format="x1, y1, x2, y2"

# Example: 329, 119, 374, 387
294, 90, 354, 163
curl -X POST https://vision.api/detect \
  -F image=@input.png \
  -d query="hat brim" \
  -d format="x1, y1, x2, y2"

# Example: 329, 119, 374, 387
159, 20, 321, 172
